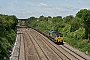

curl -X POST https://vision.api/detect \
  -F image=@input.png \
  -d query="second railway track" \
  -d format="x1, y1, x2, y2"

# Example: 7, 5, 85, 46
18, 27, 90, 60
29, 27, 87, 60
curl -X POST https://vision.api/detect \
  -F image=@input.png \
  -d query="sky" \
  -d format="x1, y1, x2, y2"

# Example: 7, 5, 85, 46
0, 0, 90, 18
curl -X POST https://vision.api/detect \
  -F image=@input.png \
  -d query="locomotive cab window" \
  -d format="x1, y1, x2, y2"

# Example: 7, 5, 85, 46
57, 34, 60, 37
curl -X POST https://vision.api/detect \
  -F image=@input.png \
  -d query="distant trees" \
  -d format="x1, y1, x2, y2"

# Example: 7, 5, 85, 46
28, 16, 38, 27
70, 17, 83, 32
63, 15, 74, 23
52, 16, 63, 22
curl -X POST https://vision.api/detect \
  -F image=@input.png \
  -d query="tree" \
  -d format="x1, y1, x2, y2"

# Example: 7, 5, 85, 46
0, 14, 18, 60
39, 15, 45, 21
70, 17, 83, 32
52, 16, 63, 23
76, 9, 90, 39
63, 15, 74, 24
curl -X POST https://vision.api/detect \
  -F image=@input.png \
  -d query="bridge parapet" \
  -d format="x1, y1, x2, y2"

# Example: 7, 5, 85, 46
18, 19, 28, 26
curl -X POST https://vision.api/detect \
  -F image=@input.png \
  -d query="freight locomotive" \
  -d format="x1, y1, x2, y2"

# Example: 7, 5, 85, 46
49, 30, 63, 44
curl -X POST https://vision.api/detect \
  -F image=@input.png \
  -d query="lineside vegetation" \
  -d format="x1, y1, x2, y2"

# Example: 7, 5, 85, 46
0, 14, 18, 60
28, 9, 90, 55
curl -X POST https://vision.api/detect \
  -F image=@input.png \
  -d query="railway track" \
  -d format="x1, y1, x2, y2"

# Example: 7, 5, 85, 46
28, 27, 88, 60
19, 29, 25, 60
23, 28, 61, 60
10, 28, 25, 60
11, 27, 90, 60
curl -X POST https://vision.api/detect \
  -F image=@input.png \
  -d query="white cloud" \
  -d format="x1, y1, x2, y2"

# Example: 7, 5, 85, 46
25, 2, 36, 6
38, 3, 47, 7
78, 0, 83, 4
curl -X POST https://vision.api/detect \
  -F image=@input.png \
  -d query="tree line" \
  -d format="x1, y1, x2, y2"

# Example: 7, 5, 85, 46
28, 9, 90, 55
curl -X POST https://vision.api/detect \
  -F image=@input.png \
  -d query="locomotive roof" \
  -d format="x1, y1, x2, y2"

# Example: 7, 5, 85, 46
49, 30, 61, 34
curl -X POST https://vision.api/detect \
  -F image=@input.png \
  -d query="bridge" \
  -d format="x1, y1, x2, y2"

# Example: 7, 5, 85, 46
18, 19, 28, 26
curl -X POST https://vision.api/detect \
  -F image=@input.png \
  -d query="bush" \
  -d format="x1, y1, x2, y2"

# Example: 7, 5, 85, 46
0, 14, 18, 60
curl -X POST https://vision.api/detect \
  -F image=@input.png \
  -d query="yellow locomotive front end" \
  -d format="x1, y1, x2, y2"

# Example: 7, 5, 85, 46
55, 37, 63, 43
49, 30, 63, 44
55, 33, 63, 43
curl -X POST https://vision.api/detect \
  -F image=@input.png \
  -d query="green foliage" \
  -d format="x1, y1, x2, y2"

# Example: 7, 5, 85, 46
0, 14, 18, 60
63, 15, 74, 24
75, 28, 85, 39
70, 17, 83, 32
28, 9, 90, 56
76, 9, 90, 39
